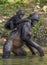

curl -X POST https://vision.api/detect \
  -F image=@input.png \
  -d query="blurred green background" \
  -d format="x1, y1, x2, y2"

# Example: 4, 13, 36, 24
0, 0, 47, 65
0, 0, 47, 45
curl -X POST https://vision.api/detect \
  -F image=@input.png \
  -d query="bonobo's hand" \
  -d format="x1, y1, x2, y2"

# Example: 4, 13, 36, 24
12, 28, 17, 32
28, 31, 32, 36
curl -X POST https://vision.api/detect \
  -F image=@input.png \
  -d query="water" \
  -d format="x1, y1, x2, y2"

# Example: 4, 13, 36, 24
0, 54, 47, 65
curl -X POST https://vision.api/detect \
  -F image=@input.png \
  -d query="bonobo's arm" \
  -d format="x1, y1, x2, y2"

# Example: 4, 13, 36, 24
15, 19, 31, 25
5, 20, 14, 30
8, 16, 15, 29
5, 15, 16, 30
9, 21, 14, 30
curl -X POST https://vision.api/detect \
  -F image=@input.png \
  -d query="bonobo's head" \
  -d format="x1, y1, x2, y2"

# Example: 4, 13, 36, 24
16, 9, 25, 18
28, 13, 39, 27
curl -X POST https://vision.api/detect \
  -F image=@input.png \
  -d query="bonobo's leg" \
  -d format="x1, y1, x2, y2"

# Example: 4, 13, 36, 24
22, 35, 44, 56
26, 44, 36, 55
21, 22, 44, 56
12, 47, 27, 56
2, 40, 13, 58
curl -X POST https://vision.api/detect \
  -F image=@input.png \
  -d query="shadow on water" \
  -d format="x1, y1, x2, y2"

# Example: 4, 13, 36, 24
0, 54, 47, 65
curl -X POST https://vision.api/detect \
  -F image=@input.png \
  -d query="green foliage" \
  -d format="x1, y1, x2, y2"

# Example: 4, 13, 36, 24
15, 0, 24, 8
0, 0, 24, 16
0, 21, 11, 36
0, 0, 8, 4
38, 0, 47, 7
30, 0, 47, 7
32, 18, 44, 33
32, 18, 44, 39
38, 0, 47, 4
32, 18, 47, 45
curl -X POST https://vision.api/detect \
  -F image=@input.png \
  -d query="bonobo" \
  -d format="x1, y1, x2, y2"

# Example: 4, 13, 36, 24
21, 13, 44, 57
2, 13, 44, 58
4, 9, 36, 56
5, 9, 25, 30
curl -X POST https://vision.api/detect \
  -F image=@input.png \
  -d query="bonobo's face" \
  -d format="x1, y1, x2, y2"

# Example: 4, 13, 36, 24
28, 13, 39, 27
20, 14, 24, 18
31, 19, 39, 27
16, 9, 25, 18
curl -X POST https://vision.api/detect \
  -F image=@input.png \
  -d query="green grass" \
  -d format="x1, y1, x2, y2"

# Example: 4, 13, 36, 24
0, 3, 17, 16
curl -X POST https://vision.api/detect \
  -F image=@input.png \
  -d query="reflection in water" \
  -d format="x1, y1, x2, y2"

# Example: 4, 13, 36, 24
0, 56, 46, 65
2, 59, 12, 65
38, 57, 44, 62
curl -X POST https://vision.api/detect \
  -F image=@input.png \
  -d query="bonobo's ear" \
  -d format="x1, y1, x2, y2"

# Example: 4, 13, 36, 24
29, 13, 39, 21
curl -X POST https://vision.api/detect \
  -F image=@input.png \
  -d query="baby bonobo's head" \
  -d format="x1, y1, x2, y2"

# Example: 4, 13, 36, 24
28, 13, 39, 27
16, 9, 25, 18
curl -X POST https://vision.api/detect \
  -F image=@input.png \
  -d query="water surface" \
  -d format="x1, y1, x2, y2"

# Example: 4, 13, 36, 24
0, 54, 47, 65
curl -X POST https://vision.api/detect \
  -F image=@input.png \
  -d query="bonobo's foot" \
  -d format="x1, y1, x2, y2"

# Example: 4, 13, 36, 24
2, 55, 10, 59
37, 46, 44, 57
2, 52, 10, 59
14, 51, 27, 57
12, 48, 27, 57
32, 52, 36, 55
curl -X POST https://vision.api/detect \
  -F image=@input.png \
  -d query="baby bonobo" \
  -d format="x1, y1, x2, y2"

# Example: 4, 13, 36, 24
5, 9, 25, 30
2, 13, 44, 58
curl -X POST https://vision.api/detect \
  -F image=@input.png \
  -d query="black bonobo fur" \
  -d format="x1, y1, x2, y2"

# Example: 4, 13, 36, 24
2, 13, 44, 58
5, 9, 25, 30
4, 10, 36, 57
